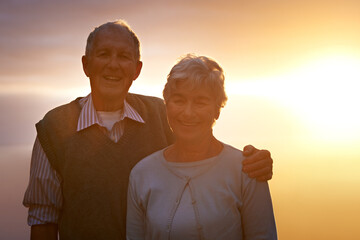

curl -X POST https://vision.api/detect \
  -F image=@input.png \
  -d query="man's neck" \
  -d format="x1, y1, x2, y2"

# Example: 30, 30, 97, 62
92, 94, 125, 112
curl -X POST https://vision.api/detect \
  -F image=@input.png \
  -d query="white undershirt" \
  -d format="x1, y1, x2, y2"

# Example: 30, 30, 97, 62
97, 110, 122, 131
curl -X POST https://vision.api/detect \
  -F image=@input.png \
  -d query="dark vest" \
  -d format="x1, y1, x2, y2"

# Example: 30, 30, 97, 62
36, 93, 174, 240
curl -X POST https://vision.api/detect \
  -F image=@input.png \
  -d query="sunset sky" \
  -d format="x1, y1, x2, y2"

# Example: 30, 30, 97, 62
1, 0, 360, 239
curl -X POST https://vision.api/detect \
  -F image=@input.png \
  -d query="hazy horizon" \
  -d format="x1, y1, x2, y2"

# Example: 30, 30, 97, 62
1, 0, 360, 239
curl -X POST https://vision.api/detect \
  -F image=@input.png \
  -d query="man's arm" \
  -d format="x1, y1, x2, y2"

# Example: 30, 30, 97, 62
242, 145, 273, 181
23, 137, 62, 239
31, 224, 58, 240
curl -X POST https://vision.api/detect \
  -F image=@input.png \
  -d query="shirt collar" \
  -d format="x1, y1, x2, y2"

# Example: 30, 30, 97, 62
77, 94, 145, 132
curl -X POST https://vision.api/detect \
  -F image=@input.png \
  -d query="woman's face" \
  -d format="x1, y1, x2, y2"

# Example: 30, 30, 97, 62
166, 82, 220, 143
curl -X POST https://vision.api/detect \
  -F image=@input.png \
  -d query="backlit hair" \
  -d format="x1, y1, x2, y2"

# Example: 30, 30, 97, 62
85, 19, 141, 61
163, 54, 228, 110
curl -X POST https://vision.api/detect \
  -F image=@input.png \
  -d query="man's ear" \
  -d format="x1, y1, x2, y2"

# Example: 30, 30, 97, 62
133, 61, 143, 81
82, 55, 90, 77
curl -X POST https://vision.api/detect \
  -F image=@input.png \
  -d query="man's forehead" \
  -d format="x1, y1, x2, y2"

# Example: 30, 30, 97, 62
96, 27, 130, 39
93, 28, 134, 47
97, 24, 128, 34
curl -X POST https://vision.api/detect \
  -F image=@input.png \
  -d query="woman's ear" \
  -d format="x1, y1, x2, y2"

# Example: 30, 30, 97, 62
215, 108, 221, 120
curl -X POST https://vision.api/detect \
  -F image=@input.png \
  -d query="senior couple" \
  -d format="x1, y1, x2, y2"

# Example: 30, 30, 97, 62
24, 20, 276, 240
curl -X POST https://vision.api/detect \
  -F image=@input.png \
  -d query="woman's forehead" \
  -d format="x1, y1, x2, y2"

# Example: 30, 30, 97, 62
174, 79, 212, 90
171, 85, 214, 99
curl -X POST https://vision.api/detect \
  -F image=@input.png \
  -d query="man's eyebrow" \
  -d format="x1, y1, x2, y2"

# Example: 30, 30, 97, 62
95, 47, 109, 52
170, 93, 184, 98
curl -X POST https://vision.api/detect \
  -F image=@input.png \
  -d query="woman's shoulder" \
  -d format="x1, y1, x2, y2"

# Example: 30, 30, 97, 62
221, 143, 245, 162
130, 148, 165, 176
214, 143, 246, 173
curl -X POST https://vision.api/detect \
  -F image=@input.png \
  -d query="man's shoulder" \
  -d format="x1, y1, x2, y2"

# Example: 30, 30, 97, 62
131, 149, 164, 175
35, 98, 83, 162
42, 98, 82, 122
37, 97, 82, 133
126, 93, 166, 119
127, 93, 164, 106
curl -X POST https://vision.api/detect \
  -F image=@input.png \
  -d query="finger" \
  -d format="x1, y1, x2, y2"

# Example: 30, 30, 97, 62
243, 145, 256, 156
246, 166, 272, 179
256, 172, 273, 182
243, 157, 272, 173
243, 150, 271, 165
243, 159, 266, 172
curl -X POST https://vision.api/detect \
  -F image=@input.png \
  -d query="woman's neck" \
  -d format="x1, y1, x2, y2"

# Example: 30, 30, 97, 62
165, 135, 223, 163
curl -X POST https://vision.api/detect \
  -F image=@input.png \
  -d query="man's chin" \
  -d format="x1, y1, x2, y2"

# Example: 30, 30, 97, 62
91, 91, 127, 109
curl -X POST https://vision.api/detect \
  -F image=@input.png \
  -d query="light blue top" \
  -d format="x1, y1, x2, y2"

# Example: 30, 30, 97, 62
127, 143, 277, 240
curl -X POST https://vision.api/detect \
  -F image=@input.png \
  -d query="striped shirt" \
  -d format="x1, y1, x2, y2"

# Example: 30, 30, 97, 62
23, 94, 145, 226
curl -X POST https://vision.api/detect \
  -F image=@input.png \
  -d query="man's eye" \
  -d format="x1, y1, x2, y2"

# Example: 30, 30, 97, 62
98, 52, 109, 57
172, 99, 185, 104
118, 53, 132, 60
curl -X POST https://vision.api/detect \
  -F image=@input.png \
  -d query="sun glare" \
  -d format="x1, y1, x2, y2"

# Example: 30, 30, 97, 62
285, 55, 360, 142
227, 54, 360, 144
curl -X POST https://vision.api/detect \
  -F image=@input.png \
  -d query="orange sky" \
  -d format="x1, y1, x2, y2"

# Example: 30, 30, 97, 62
1, 0, 360, 239
2, 0, 360, 90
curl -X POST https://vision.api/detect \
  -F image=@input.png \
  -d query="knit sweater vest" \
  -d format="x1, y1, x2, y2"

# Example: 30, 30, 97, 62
36, 93, 174, 240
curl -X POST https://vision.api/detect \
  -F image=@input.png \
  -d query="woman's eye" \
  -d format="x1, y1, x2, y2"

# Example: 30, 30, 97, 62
196, 101, 207, 106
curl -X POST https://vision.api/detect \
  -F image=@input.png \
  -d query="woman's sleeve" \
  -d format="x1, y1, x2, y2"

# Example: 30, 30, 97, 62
241, 174, 278, 240
126, 173, 146, 240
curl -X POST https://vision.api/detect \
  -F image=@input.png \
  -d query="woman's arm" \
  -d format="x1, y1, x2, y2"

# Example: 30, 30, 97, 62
126, 175, 145, 240
241, 175, 277, 239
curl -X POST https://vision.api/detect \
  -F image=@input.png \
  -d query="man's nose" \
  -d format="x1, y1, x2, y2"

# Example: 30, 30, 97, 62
107, 55, 120, 68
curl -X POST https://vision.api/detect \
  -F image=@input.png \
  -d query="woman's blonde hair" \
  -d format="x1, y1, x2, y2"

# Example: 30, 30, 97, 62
163, 54, 228, 110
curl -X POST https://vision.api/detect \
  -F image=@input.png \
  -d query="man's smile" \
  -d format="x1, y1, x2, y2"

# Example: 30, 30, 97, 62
104, 75, 121, 82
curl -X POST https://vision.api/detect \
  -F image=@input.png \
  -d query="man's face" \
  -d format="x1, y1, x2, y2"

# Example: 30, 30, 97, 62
82, 27, 142, 110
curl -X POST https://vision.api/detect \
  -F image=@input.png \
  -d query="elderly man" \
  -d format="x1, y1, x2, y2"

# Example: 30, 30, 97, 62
23, 20, 273, 240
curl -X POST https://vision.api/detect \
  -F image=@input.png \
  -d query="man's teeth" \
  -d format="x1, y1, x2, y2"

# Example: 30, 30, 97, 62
181, 122, 196, 126
105, 76, 120, 81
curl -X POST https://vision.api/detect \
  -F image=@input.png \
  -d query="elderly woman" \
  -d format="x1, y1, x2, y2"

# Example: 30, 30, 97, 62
126, 54, 277, 240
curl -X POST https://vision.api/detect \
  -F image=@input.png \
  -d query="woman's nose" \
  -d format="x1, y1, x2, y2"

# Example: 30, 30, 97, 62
182, 103, 195, 117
